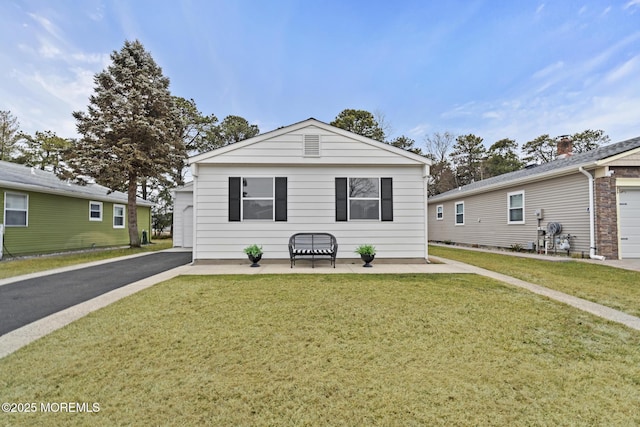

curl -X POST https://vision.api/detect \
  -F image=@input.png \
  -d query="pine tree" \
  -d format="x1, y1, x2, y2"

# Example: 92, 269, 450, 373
0, 110, 21, 161
68, 40, 185, 247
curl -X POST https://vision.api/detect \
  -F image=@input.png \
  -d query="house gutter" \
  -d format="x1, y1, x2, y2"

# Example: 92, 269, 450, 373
578, 167, 606, 261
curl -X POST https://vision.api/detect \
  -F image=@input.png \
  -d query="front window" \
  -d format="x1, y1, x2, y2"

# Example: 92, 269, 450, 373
5, 192, 28, 226
243, 177, 274, 220
113, 204, 125, 228
455, 201, 464, 225
508, 191, 525, 224
349, 178, 379, 220
90, 201, 103, 221
436, 205, 443, 220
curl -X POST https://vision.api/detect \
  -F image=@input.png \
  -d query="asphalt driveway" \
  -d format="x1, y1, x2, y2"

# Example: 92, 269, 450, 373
0, 251, 192, 336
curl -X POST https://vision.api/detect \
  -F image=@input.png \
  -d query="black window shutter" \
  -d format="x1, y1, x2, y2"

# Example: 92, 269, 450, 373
335, 177, 348, 221
228, 177, 241, 221
381, 177, 393, 221
275, 177, 287, 221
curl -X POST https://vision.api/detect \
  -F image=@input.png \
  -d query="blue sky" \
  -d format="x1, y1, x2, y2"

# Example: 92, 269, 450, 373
1, 0, 639, 152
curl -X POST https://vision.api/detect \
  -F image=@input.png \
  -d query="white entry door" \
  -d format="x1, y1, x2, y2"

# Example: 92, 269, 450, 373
183, 206, 194, 248
619, 189, 640, 258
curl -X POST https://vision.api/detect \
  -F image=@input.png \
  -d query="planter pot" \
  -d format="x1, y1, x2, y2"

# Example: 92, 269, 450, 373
360, 254, 375, 268
248, 254, 262, 267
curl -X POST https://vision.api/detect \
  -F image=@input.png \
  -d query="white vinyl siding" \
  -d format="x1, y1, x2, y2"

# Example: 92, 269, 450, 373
172, 188, 193, 248
89, 201, 103, 221
508, 191, 525, 224
193, 164, 426, 259
4, 192, 28, 227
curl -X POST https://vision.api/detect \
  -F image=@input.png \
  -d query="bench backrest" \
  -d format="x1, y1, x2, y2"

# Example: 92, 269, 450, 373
289, 233, 336, 250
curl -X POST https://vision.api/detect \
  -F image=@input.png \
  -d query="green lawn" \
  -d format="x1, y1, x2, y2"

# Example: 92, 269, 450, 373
1, 274, 639, 426
0, 240, 174, 280
429, 245, 640, 318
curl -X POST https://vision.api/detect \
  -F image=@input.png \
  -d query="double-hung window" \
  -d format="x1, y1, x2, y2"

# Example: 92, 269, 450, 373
508, 191, 525, 224
455, 201, 464, 225
113, 204, 125, 228
242, 177, 274, 220
335, 177, 393, 221
436, 205, 443, 220
89, 201, 103, 221
228, 177, 288, 222
349, 178, 380, 220
4, 192, 28, 226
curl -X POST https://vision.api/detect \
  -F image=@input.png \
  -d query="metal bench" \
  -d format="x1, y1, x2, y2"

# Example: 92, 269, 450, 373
288, 233, 338, 268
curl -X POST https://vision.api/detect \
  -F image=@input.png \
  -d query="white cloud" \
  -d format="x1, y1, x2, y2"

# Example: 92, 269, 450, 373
623, 0, 640, 10
536, 4, 545, 15
605, 55, 640, 83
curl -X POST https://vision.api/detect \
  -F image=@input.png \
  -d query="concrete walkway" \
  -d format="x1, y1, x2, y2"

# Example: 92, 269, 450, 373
1, 251, 639, 359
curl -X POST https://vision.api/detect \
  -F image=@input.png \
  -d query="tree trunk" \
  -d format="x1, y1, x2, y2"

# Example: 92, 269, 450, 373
128, 173, 141, 247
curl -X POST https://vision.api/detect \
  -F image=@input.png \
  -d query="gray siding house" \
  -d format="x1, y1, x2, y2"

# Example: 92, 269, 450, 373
180, 118, 432, 262
428, 137, 640, 259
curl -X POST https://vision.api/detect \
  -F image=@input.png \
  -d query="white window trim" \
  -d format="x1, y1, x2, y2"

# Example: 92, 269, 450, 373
455, 201, 464, 226
4, 191, 29, 227
436, 204, 444, 220
241, 177, 275, 221
507, 191, 525, 225
348, 177, 381, 221
89, 201, 103, 221
113, 204, 126, 228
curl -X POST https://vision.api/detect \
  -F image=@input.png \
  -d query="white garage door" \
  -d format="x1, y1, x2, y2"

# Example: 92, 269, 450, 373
619, 189, 640, 259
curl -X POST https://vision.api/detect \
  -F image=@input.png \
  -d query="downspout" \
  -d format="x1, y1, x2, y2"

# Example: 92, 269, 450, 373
578, 167, 606, 260
423, 164, 430, 262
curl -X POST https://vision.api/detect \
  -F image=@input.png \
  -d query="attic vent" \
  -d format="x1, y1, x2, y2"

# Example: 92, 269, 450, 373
303, 134, 320, 157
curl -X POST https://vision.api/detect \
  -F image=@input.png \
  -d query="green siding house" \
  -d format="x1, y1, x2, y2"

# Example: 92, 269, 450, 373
1, 160, 153, 258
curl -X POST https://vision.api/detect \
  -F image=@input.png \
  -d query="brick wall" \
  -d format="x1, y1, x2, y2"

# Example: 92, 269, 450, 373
595, 176, 617, 258
596, 167, 640, 259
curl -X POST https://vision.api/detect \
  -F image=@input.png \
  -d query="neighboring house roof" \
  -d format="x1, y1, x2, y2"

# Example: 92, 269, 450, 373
0, 160, 154, 207
429, 136, 640, 202
172, 181, 193, 194
189, 117, 432, 166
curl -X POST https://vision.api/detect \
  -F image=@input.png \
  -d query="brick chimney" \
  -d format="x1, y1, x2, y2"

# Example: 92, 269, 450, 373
557, 135, 573, 159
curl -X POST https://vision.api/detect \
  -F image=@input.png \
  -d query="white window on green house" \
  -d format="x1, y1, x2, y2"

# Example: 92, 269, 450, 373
436, 204, 443, 220
508, 191, 525, 224
455, 201, 464, 225
89, 201, 103, 221
4, 192, 28, 226
113, 204, 125, 228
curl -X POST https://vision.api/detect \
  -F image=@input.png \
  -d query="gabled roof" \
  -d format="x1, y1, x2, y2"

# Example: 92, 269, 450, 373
189, 117, 432, 165
429, 136, 640, 202
0, 160, 153, 206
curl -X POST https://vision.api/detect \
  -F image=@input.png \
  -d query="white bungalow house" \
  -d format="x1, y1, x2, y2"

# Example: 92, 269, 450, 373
177, 118, 432, 263
428, 136, 640, 259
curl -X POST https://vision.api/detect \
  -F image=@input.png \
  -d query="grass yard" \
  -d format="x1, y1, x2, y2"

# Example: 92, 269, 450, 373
1, 274, 639, 426
429, 245, 640, 318
0, 240, 173, 280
